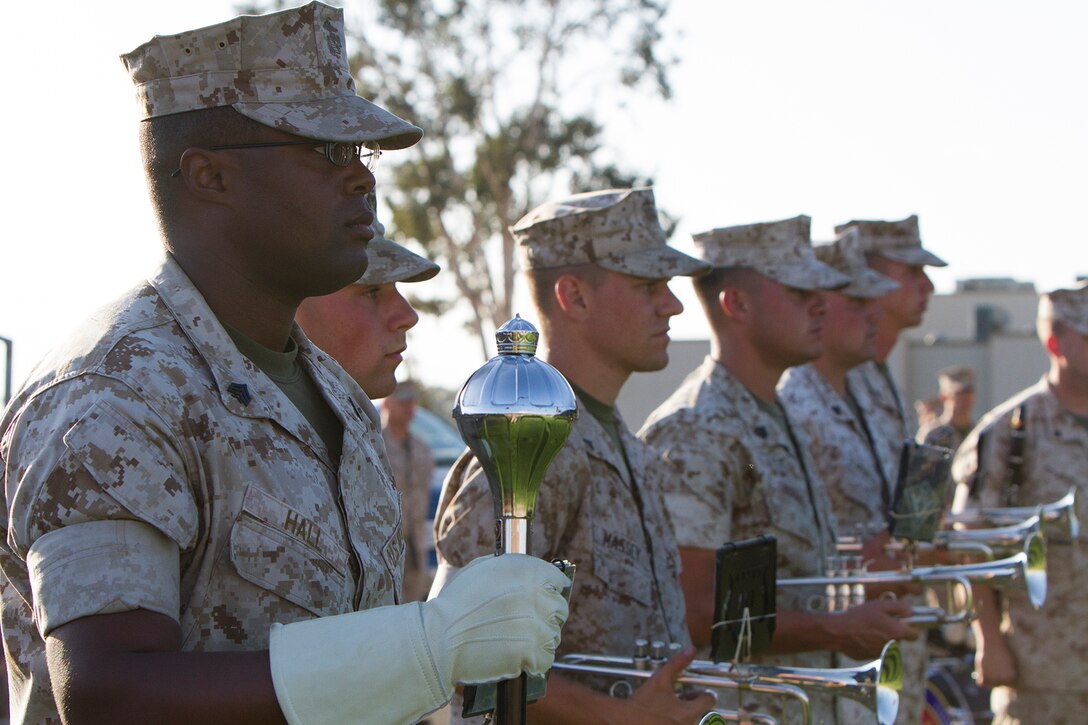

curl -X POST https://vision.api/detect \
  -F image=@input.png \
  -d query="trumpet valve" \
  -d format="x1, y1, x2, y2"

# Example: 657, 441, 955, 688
634, 638, 650, 671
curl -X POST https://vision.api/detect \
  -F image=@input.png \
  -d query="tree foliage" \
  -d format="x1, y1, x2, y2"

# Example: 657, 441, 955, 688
245, 0, 676, 358
353, 0, 675, 358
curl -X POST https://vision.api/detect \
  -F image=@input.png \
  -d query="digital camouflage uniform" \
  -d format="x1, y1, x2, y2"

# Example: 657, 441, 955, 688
920, 422, 969, 454
779, 364, 928, 725
779, 363, 890, 537
952, 377, 1088, 725
0, 258, 404, 724
848, 360, 917, 491
434, 401, 689, 724
641, 357, 839, 725
383, 428, 435, 602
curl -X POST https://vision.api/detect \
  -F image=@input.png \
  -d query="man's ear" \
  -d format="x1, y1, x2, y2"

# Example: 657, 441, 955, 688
176, 148, 230, 203
554, 274, 591, 321
1046, 331, 1062, 359
718, 286, 749, 321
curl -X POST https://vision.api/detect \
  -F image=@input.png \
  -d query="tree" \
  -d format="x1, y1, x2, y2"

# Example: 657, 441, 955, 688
245, 0, 677, 359
354, 0, 676, 359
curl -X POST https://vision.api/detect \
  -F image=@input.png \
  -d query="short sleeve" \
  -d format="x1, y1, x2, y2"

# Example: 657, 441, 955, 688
642, 419, 733, 548
27, 519, 180, 637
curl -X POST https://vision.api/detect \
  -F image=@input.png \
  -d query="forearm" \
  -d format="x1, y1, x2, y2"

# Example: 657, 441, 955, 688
49, 640, 285, 725
969, 585, 1004, 645
678, 546, 716, 648
763, 610, 834, 654
528, 675, 630, 725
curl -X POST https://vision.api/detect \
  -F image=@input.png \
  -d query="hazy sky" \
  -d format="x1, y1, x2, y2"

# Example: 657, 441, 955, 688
1, 0, 1085, 395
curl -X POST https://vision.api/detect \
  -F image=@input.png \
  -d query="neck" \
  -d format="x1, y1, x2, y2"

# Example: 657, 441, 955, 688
872, 323, 901, 363
1050, 365, 1088, 416
543, 344, 626, 406
170, 243, 298, 351
811, 355, 850, 396
385, 421, 410, 439
711, 334, 784, 403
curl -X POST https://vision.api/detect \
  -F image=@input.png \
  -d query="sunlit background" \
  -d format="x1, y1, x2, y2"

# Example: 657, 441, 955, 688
1, 0, 1085, 398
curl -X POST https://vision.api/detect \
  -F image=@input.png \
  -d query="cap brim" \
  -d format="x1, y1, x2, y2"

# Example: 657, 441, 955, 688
355, 239, 440, 285
764, 260, 851, 291
842, 268, 901, 298
597, 245, 711, 279
878, 246, 947, 268
234, 94, 423, 149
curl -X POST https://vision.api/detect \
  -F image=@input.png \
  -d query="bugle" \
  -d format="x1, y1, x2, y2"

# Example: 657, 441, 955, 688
781, 533, 1047, 626
838, 514, 1043, 561
552, 640, 903, 725
945, 489, 1079, 541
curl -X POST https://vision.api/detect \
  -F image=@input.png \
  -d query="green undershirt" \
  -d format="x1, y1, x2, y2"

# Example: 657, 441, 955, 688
222, 322, 344, 466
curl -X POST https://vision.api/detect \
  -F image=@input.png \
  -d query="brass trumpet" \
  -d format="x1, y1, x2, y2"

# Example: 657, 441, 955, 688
781, 533, 1047, 626
945, 489, 1079, 541
552, 640, 903, 725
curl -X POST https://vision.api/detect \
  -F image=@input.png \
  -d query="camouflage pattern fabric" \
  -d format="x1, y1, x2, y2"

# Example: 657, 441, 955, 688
989, 687, 1088, 725
691, 215, 849, 291
779, 364, 889, 537
847, 360, 917, 494
355, 218, 439, 286
120, 2, 422, 148
952, 378, 1088, 713
0, 256, 403, 725
512, 188, 710, 279
639, 357, 839, 724
778, 364, 927, 725
1037, 280, 1088, 335
833, 215, 947, 268
919, 422, 967, 454
383, 429, 435, 602
434, 398, 688, 723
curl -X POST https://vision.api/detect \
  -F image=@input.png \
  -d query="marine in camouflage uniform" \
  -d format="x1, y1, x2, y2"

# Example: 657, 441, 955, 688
642, 217, 916, 725
918, 366, 977, 455
0, 5, 568, 724
837, 216, 947, 487
0, 258, 404, 723
777, 233, 929, 725
381, 383, 437, 603
433, 188, 714, 725
951, 282, 1088, 725
296, 214, 441, 603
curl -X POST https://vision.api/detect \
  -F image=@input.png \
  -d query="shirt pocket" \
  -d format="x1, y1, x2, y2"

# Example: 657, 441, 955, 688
228, 485, 353, 617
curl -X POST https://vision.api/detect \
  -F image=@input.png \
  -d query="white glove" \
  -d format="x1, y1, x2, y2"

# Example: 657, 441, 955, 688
269, 554, 569, 725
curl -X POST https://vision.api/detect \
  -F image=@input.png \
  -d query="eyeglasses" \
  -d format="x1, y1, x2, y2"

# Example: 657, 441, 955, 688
170, 141, 381, 177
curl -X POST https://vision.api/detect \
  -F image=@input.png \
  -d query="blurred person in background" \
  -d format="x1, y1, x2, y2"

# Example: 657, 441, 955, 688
951, 281, 1088, 725
381, 381, 436, 602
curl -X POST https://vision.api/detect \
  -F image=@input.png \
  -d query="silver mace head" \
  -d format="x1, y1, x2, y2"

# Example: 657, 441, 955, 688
453, 315, 577, 554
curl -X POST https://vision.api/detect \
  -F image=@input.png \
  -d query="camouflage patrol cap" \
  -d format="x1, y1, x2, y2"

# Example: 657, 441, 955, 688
512, 188, 710, 279
692, 215, 849, 291
833, 215, 947, 268
121, 2, 423, 149
814, 229, 900, 299
938, 365, 975, 394
355, 220, 439, 285
1038, 280, 1088, 335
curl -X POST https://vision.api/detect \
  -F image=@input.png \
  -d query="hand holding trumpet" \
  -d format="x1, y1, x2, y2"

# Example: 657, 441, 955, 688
825, 599, 919, 660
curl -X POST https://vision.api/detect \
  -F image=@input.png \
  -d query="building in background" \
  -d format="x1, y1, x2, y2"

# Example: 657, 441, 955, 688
619, 277, 1074, 430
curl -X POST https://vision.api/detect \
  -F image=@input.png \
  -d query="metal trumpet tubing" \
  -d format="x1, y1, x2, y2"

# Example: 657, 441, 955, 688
928, 514, 1042, 560
782, 533, 1048, 627
944, 489, 1079, 541
552, 641, 903, 725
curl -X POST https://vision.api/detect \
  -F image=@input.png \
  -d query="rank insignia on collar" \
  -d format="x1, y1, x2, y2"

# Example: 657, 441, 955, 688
227, 382, 252, 406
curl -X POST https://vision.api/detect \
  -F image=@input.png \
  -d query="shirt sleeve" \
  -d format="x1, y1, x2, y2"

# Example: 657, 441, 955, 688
642, 417, 735, 549
5, 377, 198, 634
